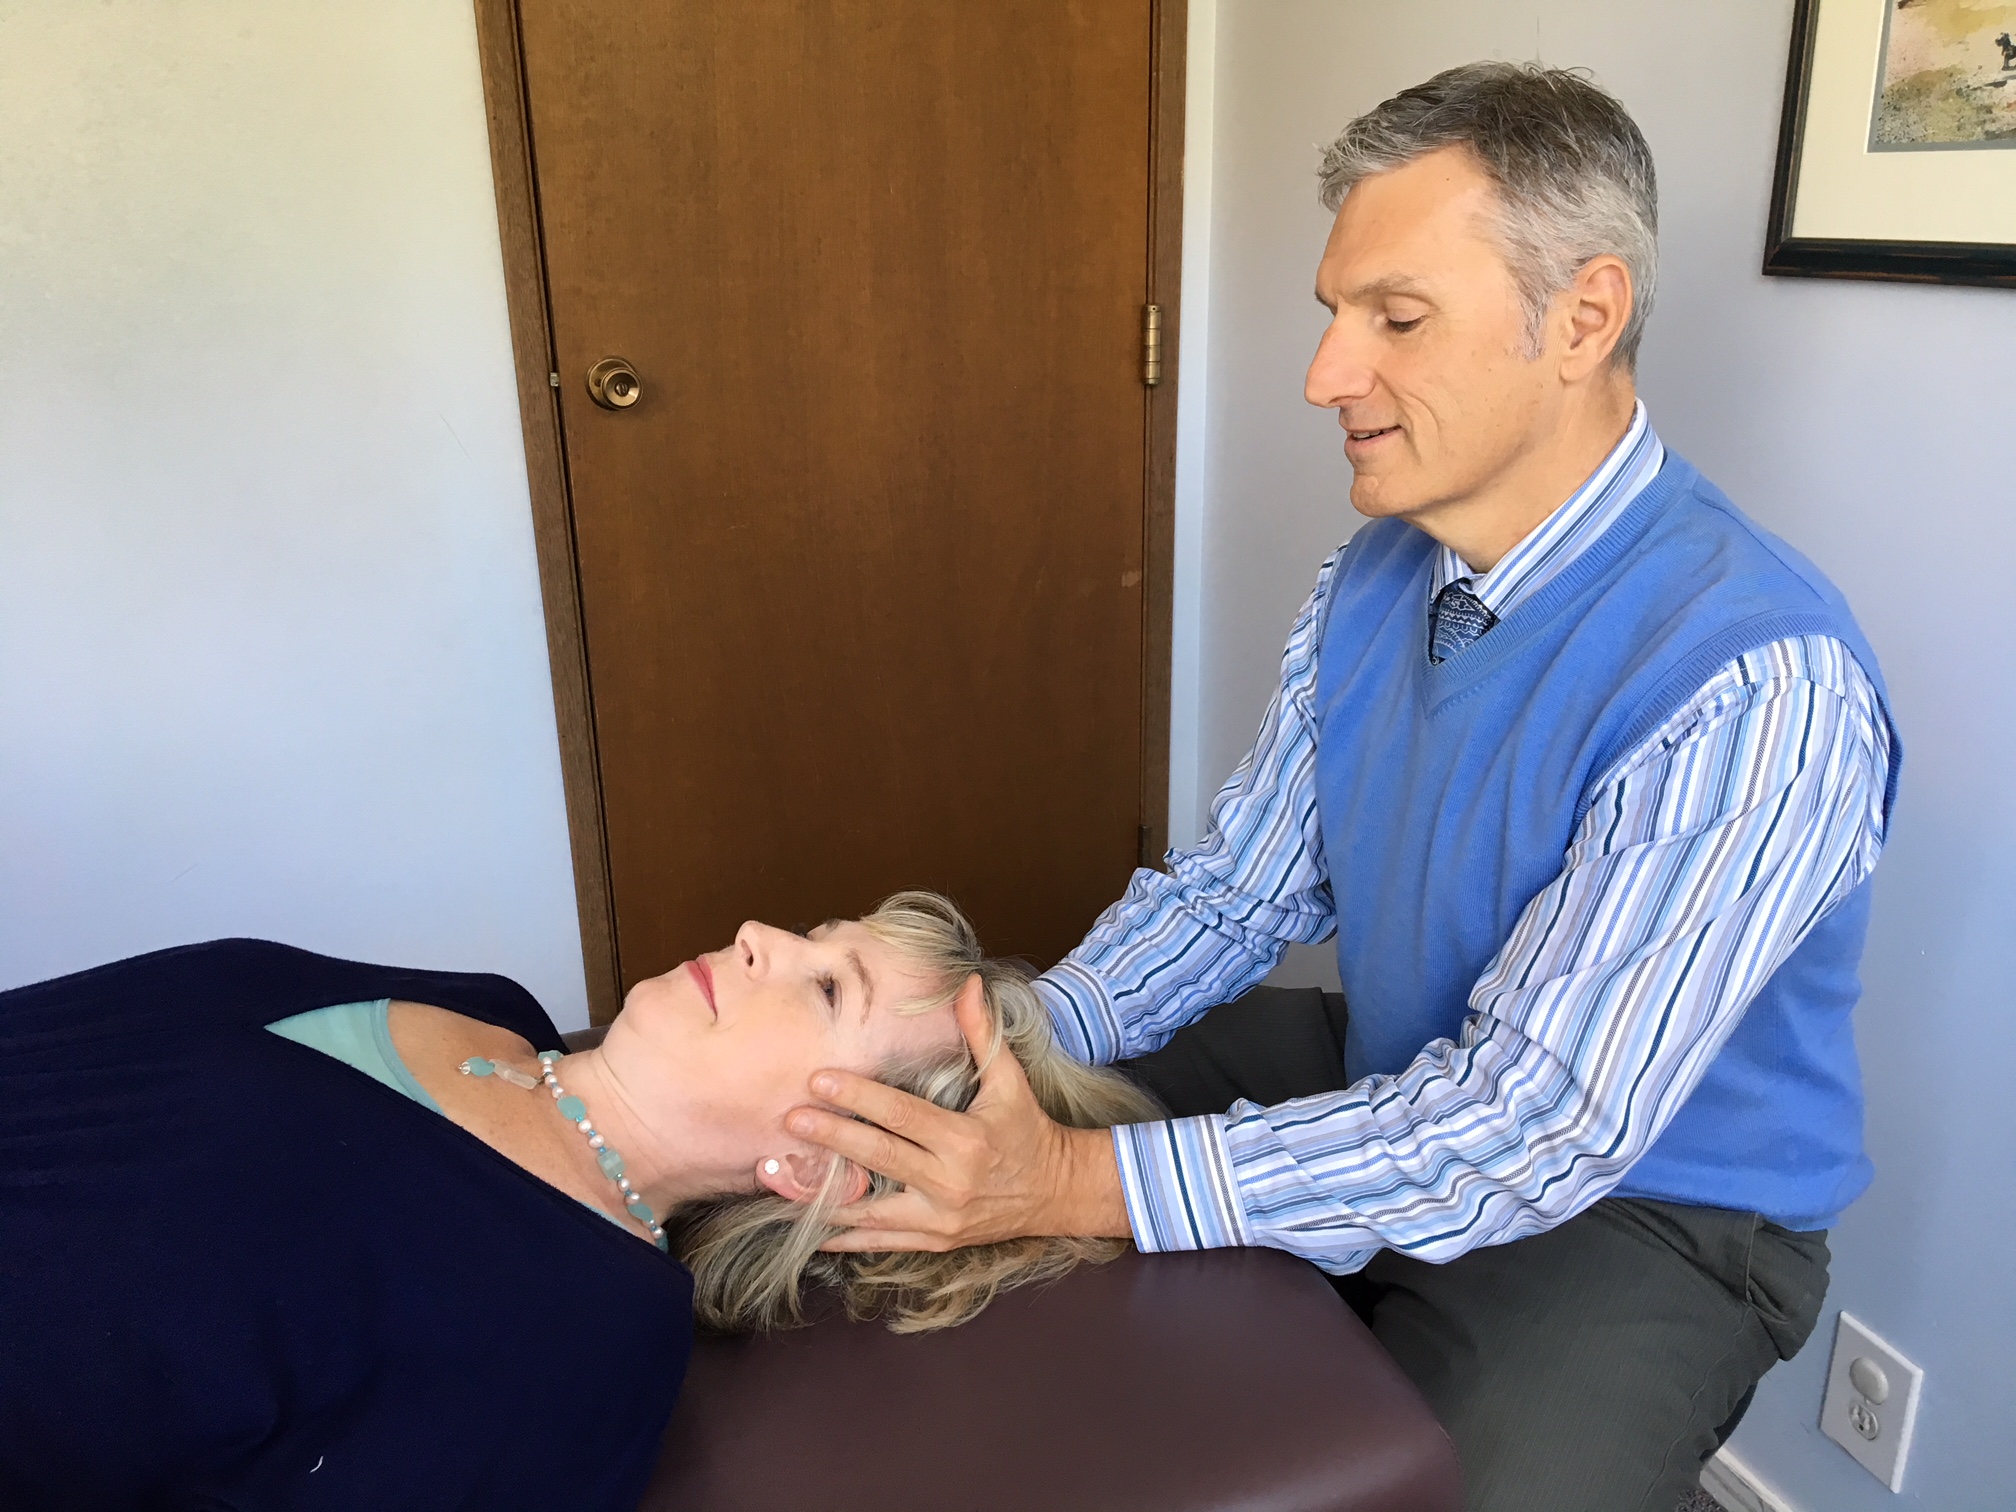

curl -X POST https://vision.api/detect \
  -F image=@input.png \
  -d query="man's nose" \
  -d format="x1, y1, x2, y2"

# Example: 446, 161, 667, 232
1305, 319, 1375, 410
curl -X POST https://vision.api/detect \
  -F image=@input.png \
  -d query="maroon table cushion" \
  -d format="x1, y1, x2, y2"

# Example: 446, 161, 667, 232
641, 1246, 1461, 1512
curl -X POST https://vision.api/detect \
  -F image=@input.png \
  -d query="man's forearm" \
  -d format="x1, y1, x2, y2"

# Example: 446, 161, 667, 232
1036, 553, 1346, 1067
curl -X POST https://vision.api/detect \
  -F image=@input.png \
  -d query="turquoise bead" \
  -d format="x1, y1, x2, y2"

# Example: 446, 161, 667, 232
464, 1056, 494, 1077
626, 1199, 655, 1223
556, 1094, 587, 1122
597, 1146, 627, 1180
652, 1231, 669, 1252
538, 1049, 561, 1064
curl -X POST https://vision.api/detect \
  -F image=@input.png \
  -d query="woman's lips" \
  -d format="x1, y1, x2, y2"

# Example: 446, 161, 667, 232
687, 957, 718, 1019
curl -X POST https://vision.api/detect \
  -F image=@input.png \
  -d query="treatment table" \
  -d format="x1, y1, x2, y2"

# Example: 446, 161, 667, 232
640, 1243, 1460, 1510
554, 1028, 1461, 1510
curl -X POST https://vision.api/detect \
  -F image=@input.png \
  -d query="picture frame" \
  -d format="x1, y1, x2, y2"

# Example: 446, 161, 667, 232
1764, 0, 2016, 286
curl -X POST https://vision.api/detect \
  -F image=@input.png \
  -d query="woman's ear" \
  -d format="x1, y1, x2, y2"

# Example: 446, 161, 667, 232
755, 1149, 870, 1205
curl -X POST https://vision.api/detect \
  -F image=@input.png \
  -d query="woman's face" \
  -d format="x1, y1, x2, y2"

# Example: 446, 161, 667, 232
605, 919, 964, 1199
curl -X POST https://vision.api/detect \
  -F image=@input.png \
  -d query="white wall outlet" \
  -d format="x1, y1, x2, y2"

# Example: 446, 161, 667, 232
1819, 1311, 1924, 1492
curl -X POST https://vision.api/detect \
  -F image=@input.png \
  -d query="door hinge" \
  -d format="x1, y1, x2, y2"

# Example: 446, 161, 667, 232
1140, 304, 1162, 387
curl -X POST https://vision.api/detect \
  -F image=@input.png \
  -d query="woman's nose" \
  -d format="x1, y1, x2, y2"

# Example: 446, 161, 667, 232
733, 921, 770, 977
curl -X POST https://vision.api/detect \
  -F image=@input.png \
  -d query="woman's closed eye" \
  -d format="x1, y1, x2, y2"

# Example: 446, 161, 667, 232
816, 972, 840, 1013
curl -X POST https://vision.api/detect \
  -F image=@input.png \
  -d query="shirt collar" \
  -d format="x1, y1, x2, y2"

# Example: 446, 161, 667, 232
1431, 401, 1665, 618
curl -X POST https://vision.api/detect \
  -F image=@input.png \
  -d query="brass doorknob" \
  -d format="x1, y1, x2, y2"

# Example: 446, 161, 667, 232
585, 357, 642, 410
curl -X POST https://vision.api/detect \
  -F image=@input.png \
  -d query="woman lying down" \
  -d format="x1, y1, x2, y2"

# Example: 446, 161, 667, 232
0, 891, 1158, 1511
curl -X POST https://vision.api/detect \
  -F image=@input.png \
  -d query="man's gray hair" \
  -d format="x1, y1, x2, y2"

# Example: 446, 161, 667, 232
1317, 61, 1658, 370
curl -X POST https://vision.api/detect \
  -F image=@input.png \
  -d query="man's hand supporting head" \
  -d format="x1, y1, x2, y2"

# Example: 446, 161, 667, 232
786, 974, 1131, 1251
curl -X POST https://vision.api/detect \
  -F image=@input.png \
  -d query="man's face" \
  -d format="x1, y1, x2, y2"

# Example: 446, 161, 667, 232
1306, 146, 1558, 530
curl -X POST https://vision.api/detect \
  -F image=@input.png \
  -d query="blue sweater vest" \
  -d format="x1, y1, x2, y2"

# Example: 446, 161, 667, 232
1312, 453, 1899, 1231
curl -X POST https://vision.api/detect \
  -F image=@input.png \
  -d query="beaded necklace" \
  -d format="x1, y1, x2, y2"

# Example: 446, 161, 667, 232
458, 1048, 669, 1252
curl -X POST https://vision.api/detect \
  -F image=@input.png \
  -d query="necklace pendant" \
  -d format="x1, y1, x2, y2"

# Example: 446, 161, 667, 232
457, 1055, 539, 1090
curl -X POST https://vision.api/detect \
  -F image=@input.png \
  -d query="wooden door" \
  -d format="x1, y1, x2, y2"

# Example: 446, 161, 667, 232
482, 2, 1181, 1015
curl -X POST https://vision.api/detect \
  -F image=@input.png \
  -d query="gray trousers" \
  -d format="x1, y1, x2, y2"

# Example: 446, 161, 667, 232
1118, 986, 1831, 1512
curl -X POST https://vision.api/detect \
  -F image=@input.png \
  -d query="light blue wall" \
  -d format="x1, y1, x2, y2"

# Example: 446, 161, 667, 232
1188, 3, 2014, 1506
0, 3, 590, 1026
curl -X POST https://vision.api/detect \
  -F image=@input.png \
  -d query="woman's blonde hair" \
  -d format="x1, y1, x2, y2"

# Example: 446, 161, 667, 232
664, 890, 1162, 1334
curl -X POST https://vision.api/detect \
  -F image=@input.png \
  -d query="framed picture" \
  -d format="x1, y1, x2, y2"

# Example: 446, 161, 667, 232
1765, 0, 2016, 285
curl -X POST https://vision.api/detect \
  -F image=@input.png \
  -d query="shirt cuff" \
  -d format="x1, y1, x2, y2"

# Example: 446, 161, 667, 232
1111, 1116, 1249, 1254
1034, 959, 1127, 1065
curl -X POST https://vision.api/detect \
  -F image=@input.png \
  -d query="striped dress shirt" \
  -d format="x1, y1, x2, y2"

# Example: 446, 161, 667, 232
1036, 406, 1893, 1271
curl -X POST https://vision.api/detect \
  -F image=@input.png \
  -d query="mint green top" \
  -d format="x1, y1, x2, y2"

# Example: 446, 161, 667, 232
267, 999, 444, 1113
266, 999, 629, 1232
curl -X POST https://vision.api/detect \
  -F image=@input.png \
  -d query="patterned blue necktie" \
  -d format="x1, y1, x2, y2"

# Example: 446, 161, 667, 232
1429, 580, 1498, 664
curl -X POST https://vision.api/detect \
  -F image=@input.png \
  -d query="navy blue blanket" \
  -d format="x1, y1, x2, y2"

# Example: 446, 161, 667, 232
0, 940, 693, 1511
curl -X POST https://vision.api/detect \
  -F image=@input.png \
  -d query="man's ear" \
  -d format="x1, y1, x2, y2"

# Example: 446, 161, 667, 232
755, 1149, 871, 1206
1558, 253, 1631, 380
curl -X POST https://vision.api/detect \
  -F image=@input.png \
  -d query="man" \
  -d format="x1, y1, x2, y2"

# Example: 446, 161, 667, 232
790, 62, 1898, 1511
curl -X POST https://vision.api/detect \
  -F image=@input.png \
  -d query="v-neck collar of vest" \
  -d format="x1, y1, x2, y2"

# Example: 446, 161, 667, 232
1415, 453, 1692, 712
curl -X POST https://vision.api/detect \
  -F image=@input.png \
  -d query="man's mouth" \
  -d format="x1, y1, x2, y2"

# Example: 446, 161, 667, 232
686, 957, 718, 1019
1346, 424, 1401, 443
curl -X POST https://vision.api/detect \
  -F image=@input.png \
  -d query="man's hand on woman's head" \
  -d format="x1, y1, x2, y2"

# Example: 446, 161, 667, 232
786, 975, 1131, 1252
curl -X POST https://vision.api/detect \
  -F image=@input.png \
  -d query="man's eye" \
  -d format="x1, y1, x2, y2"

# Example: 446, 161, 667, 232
1388, 315, 1424, 333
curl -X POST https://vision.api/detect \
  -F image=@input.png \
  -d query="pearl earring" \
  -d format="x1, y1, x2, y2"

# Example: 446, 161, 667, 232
763, 1159, 781, 1176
